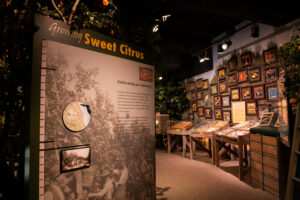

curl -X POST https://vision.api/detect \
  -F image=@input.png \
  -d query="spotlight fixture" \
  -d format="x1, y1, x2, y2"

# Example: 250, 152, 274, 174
152, 24, 159, 33
203, 50, 210, 61
162, 14, 171, 22
158, 76, 163, 80
221, 40, 232, 50
197, 54, 205, 63
251, 23, 259, 38
217, 44, 224, 55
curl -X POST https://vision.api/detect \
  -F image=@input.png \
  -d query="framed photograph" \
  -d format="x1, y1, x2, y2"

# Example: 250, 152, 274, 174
191, 92, 197, 102
204, 107, 212, 119
222, 95, 231, 107
213, 96, 222, 107
188, 113, 194, 121
196, 79, 202, 90
246, 101, 257, 116
241, 86, 252, 100
241, 52, 252, 67
211, 84, 218, 95
190, 81, 196, 92
265, 67, 278, 83
263, 48, 277, 64
214, 108, 223, 120
197, 91, 203, 100
253, 85, 265, 100
198, 106, 204, 117
218, 68, 226, 80
192, 102, 197, 112
249, 67, 261, 83
228, 56, 238, 71
202, 79, 209, 90
259, 112, 275, 126
227, 73, 238, 87
60, 147, 91, 173
223, 110, 231, 122
219, 81, 228, 93
238, 69, 248, 83
231, 87, 240, 101
266, 85, 278, 101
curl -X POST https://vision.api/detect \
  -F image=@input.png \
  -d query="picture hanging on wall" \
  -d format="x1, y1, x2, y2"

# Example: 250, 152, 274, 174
191, 92, 197, 102
204, 107, 212, 119
231, 87, 240, 101
198, 106, 204, 117
202, 79, 209, 90
197, 91, 203, 100
218, 68, 226, 80
219, 81, 228, 93
266, 85, 278, 101
228, 56, 238, 71
60, 147, 91, 173
241, 86, 252, 100
265, 67, 278, 83
223, 110, 231, 122
241, 52, 252, 67
253, 85, 265, 100
192, 102, 197, 112
246, 101, 257, 116
263, 48, 277, 64
213, 96, 222, 107
196, 79, 202, 90
249, 67, 261, 83
238, 69, 248, 83
214, 108, 223, 120
188, 113, 194, 121
259, 112, 275, 126
227, 73, 238, 87
211, 84, 218, 95
190, 81, 196, 92
222, 95, 231, 107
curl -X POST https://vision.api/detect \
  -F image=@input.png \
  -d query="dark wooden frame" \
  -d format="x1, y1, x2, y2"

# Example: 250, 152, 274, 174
245, 101, 257, 116
253, 84, 265, 100
218, 67, 226, 80
211, 84, 218, 95
249, 67, 261, 83
241, 52, 252, 67
196, 79, 202, 90
213, 96, 222, 107
190, 81, 196, 92
238, 69, 248, 83
227, 72, 238, 87
197, 90, 203, 100
223, 110, 232, 122
192, 102, 197, 112
214, 108, 223, 120
222, 95, 231, 107
231, 87, 240, 101
219, 81, 228, 93
265, 67, 278, 84
263, 48, 277, 65
241, 86, 252, 100
259, 112, 275, 126
204, 107, 212, 119
202, 79, 209, 90
197, 106, 205, 117
228, 56, 238, 72
266, 85, 278, 101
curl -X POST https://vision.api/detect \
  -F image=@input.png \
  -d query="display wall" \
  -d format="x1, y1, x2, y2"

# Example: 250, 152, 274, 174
30, 15, 155, 200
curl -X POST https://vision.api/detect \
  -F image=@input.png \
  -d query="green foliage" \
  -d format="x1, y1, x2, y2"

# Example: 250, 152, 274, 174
278, 26, 300, 98
155, 78, 189, 120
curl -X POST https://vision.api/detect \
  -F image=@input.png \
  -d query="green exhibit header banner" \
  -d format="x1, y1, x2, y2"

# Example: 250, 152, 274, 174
37, 14, 153, 64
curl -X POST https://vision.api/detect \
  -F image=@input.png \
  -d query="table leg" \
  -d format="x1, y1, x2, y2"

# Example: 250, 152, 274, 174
167, 134, 171, 153
215, 139, 220, 167
182, 136, 186, 157
238, 138, 243, 180
189, 136, 193, 160
211, 135, 215, 165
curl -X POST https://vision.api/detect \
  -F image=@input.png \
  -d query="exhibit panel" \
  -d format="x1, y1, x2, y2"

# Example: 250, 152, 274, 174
31, 15, 155, 200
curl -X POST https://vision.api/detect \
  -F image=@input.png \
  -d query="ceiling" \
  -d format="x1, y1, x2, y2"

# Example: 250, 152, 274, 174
116, 0, 299, 79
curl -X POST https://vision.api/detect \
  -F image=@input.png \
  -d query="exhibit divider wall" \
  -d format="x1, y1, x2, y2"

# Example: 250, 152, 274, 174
29, 14, 155, 200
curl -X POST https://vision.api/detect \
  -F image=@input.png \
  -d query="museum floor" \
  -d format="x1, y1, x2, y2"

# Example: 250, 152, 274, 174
156, 149, 276, 200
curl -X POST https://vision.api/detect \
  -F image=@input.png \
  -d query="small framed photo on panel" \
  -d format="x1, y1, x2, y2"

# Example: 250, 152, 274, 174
60, 147, 91, 173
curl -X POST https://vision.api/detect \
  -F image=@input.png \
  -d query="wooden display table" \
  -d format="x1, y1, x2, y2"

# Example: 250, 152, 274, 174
214, 131, 250, 180
189, 121, 229, 164
166, 121, 193, 158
